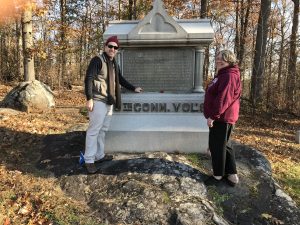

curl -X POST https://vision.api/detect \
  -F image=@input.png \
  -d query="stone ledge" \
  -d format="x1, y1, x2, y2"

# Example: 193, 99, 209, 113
109, 113, 207, 131
106, 130, 208, 153
107, 113, 208, 153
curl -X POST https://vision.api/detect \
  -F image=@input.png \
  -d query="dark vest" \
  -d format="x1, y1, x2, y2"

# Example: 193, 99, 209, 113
92, 54, 111, 103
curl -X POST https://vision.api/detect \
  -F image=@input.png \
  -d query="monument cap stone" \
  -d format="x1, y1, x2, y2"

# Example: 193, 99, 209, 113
104, 0, 214, 47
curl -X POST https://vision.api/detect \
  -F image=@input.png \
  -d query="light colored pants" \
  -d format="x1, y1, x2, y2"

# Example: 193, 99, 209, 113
84, 101, 113, 163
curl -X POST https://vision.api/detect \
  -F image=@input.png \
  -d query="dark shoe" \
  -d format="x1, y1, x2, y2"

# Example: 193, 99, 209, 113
204, 176, 222, 186
95, 154, 113, 163
85, 163, 98, 174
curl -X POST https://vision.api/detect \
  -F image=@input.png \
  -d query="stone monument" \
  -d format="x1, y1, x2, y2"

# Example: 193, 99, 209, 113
103, 0, 214, 153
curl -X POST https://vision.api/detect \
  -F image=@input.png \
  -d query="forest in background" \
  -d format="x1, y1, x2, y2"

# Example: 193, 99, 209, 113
0, 0, 299, 115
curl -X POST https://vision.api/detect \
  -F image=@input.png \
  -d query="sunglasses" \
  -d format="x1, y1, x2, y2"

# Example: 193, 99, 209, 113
107, 44, 119, 50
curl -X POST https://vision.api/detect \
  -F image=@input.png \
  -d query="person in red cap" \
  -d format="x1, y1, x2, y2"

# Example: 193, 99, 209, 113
84, 35, 143, 174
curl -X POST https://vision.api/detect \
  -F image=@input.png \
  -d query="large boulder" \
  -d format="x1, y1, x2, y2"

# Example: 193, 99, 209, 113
2, 80, 55, 112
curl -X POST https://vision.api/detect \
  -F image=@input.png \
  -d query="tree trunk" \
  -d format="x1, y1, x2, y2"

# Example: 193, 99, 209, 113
16, 18, 24, 81
250, 0, 271, 107
102, 0, 106, 33
285, 0, 299, 112
200, 0, 208, 18
266, 25, 275, 112
234, 0, 240, 57
239, 0, 251, 67
118, 0, 121, 20
21, 0, 35, 81
277, 0, 287, 107
133, 0, 137, 20
79, 0, 89, 79
0, 31, 3, 80
128, 0, 133, 20
200, 0, 209, 81
59, 0, 67, 89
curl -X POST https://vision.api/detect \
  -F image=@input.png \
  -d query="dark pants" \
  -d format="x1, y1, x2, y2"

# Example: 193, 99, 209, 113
209, 121, 237, 176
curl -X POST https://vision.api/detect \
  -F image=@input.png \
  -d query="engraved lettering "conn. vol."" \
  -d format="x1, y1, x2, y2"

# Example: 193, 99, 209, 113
122, 102, 203, 113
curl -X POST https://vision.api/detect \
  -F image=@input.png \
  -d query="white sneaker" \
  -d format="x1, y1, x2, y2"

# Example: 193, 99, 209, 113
213, 175, 222, 180
227, 174, 239, 186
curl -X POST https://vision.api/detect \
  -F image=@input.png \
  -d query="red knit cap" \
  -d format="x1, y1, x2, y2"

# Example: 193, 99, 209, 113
105, 36, 119, 47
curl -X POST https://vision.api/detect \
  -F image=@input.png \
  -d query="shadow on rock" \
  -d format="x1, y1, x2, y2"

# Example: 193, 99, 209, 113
37, 131, 208, 181
37, 131, 86, 176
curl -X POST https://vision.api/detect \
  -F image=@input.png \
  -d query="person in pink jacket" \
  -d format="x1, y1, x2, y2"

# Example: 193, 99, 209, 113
203, 50, 242, 186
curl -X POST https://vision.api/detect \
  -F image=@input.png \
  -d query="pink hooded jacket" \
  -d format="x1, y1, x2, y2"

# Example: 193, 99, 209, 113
203, 65, 241, 124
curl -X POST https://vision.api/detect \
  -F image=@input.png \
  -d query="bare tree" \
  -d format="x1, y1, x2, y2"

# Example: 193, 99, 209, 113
276, 0, 288, 107
200, 0, 208, 18
128, 0, 133, 19
16, 18, 24, 80
238, 0, 251, 68
250, 0, 271, 107
266, 16, 275, 111
59, 0, 67, 88
285, 0, 299, 112
22, 0, 35, 81
200, 0, 209, 81
234, 0, 240, 57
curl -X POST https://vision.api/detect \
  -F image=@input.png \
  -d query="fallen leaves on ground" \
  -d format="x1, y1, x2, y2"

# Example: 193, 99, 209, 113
0, 165, 90, 224
233, 114, 300, 163
0, 85, 92, 224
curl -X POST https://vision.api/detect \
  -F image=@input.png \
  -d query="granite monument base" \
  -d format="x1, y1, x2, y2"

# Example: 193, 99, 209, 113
105, 93, 209, 153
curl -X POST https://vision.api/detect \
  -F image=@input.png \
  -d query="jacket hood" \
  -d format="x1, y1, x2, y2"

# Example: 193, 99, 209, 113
217, 64, 240, 77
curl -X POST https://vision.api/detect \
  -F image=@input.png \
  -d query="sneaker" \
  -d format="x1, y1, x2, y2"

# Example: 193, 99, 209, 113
85, 163, 98, 174
95, 154, 113, 163
206, 148, 211, 157
226, 174, 239, 187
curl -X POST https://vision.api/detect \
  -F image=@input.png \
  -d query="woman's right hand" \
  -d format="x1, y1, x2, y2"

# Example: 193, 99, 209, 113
207, 118, 214, 127
86, 99, 94, 112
